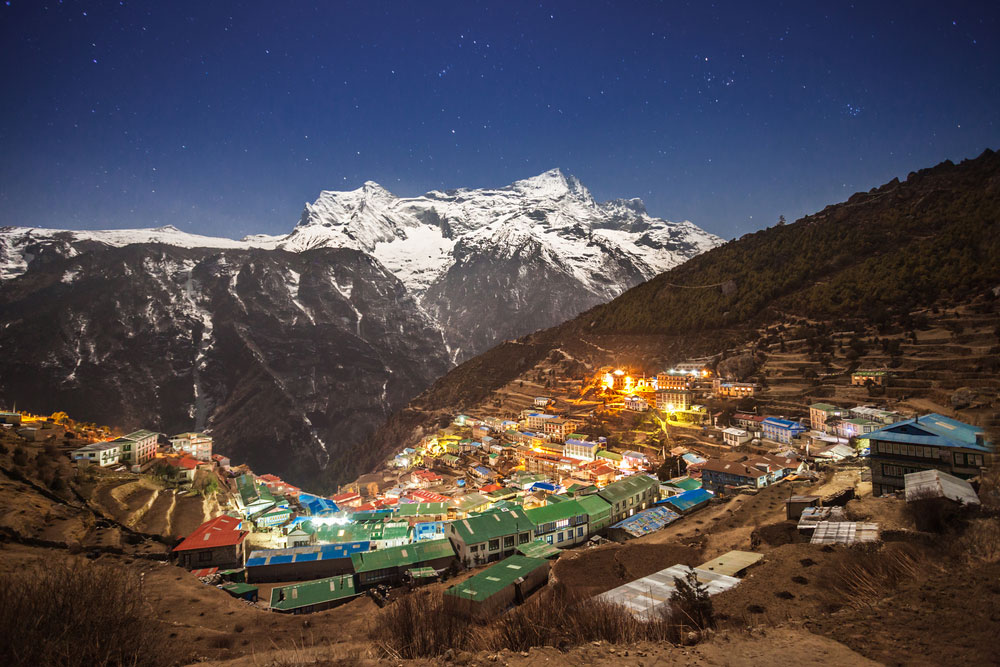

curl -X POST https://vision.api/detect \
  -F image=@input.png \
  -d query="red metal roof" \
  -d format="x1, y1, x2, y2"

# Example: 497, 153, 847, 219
173, 515, 248, 552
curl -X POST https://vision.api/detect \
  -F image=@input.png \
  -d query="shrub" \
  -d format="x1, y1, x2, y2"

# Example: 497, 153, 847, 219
0, 560, 166, 667
669, 568, 715, 631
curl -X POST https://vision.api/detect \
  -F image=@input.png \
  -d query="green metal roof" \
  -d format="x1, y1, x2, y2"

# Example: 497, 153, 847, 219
575, 494, 612, 519
454, 493, 491, 511
407, 567, 438, 579
444, 555, 549, 602
268, 575, 358, 611
350, 538, 455, 574
516, 540, 562, 559
396, 502, 450, 516
810, 403, 842, 412
220, 582, 258, 596
597, 450, 623, 461
451, 508, 536, 544
524, 499, 587, 526
597, 475, 660, 504
665, 476, 702, 491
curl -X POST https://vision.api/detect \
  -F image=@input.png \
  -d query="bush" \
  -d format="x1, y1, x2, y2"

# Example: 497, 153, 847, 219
12, 446, 28, 466
669, 568, 716, 631
0, 560, 166, 667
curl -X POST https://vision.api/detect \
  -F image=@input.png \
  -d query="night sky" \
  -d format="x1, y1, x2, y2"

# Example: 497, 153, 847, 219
1, 2, 997, 240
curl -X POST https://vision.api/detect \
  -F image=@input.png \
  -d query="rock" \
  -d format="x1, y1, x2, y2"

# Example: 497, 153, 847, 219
950, 387, 981, 409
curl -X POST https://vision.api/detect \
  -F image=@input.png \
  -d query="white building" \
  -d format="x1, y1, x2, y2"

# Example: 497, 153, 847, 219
722, 427, 752, 448
169, 431, 213, 461
72, 441, 122, 467
624, 396, 649, 412
564, 438, 599, 462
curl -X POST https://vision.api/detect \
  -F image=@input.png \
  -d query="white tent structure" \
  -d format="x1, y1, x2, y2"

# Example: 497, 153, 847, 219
594, 565, 739, 621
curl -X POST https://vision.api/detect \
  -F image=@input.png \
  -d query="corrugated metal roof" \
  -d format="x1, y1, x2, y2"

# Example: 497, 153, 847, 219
904, 469, 980, 505
858, 413, 991, 452
696, 551, 763, 577
444, 555, 549, 602
661, 488, 713, 513
350, 538, 455, 573
810, 521, 879, 545
595, 565, 740, 621
269, 575, 357, 611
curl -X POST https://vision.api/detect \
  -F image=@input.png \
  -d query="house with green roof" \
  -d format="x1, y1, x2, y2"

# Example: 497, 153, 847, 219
443, 555, 550, 618
452, 493, 491, 515
351, 538, 456, 587
447, 507, 536, 566
575, 494, 613, 533
597, 450, 623, 464
269, 575, 359, 614
524, 499, 590, 547
395, 502, 450, 520
597, 474, 660, 524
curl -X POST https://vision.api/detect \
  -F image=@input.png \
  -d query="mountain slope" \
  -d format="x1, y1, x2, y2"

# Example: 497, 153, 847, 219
0, 169, 719, 486
357, 149, 1000, 478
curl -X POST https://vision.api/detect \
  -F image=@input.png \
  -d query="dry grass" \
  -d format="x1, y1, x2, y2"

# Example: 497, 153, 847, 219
818, 543, 921, 611
0, 559, 166, 667
368, 581, 713, 658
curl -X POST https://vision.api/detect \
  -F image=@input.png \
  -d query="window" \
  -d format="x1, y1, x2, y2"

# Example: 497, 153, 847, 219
198, 551, 213, 562
556, 532, 564, 543
470, 545, 478, 552
518, 532, 530, 544
577, 527, 584, 537
488, 539, 500, 551
503, 535, 514, 548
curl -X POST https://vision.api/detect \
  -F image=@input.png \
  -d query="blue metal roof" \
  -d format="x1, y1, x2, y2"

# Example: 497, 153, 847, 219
858, 413, 991, 452
269, 555, 294, 565
531, 482, 559, 492
246, 541, 371, 568
762, 417, 805, 429
474, 466, 493, 476
661, 488, 714, 513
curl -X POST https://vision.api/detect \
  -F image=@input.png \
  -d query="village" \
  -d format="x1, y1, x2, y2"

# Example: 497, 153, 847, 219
3, 333, 991, 631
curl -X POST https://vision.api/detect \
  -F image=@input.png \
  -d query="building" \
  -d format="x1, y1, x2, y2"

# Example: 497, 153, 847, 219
269, 575, 360, 614
761, 418, 807, 444
575, 494, 613, 533
112, 430, 159, 466
699, 459, 768, 494
903, 469, 980, 506
712, 378, 757, 398
169, 432, 213, 461
661, 488, 713, 514
350, 539, 456, 587
596, 565, 739, 621
721, 427, 752, 448
596, 475, 660, 524
656, 372, 691, 391
564, 438, 600, 462
524, 500, 591, 547
655, 389, 691, 412
829, 417, 881, 439
443, 555, 550, 619
732, 413, 765, 432
809, 403, 848, 431
71, 441, 122, 467
173, 516, 249, 570
852, 370, 889, 386
621, 450, 649, 470
533, 396, 551, 408
859, 413, 993, 496
0, 412, 22, 425
624, 396, 649, 412
849, 405, 904, 425
448, 508, 536, 566
246, 542, 370, 582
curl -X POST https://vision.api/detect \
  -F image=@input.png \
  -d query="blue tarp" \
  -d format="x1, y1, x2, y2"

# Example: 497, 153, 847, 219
531, 482, 559, 493
660, 488, 713, 513
610, 506, 680, 538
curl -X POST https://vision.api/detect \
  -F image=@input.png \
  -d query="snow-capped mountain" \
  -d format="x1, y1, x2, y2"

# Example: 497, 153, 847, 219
0, 169, 721, 485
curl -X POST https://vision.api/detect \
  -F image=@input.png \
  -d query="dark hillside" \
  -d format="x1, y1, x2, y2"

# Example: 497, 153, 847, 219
349, 149, 1000, 487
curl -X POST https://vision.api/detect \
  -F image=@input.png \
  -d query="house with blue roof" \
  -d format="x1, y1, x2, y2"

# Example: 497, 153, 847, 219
297, 492, 340, 517
761, 418, 808, 444
859, 413, 992, 496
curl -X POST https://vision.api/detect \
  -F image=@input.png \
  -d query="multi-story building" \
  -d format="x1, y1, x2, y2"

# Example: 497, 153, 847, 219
655, 389, 691, 412
624, 396, 649, 412
113, 429, 159, 466
859, 413, 992, 497
71, 441, 122, 467
761, 418, 807, 444
169, 431, 213, 461
525, 499, 591, 547
712, 379, 757, 398
809, 403, 848, 431
173, 515, 249, 570
564, 438, 600, 462
699, 459, 769, 494
596, 475, 660, 524
447, 507, 536, 566
721, 427, 752, 448
656, 372, 691, 391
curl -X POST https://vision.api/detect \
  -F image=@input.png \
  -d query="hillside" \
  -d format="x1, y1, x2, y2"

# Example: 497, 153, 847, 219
355, 149, 1000, 482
